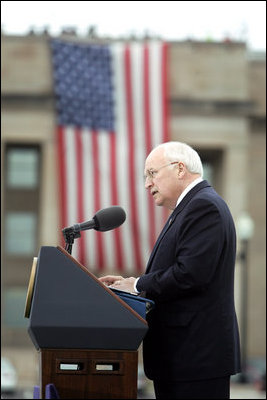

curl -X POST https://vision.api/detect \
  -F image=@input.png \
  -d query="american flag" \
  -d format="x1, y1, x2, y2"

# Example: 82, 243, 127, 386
51, 38, 169, 275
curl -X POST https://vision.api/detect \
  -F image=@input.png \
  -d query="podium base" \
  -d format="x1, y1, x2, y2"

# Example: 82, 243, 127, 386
39, 348, 138, 399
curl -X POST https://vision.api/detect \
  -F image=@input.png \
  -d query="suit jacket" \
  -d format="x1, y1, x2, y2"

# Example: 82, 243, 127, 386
137, 180, 241, 381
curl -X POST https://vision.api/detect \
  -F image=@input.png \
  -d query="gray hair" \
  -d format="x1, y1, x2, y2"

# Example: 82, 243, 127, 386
155, 141, 203, 177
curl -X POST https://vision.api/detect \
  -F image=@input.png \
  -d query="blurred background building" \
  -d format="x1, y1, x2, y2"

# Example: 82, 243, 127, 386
1, 28, 266, 395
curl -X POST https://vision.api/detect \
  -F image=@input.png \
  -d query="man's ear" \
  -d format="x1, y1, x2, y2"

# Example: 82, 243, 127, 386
177, 162, 186, 177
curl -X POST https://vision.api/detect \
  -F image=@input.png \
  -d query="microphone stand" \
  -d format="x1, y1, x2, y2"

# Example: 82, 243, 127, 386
62, 226, 81, 255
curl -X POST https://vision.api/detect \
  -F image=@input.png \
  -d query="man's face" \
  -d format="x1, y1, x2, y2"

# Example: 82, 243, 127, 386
144, 148, 181, 210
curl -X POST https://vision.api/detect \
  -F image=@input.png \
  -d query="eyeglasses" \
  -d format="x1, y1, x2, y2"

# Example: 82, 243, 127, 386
144, 161, 179, 181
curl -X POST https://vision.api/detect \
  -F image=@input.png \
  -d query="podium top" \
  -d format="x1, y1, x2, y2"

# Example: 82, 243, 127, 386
56, 246, 148, 324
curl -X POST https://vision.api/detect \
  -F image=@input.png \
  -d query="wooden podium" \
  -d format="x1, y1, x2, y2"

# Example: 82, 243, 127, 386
25, 246, 149, 399
40, 348, 138, 399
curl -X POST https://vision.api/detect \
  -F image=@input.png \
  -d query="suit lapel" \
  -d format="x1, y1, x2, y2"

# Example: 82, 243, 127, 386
145, 180, 210, 273
146, 213, 174, 268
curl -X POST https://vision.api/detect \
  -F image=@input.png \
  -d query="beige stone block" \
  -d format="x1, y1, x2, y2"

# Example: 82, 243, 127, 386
169, 42, 249, 101
1, 35, 53, 94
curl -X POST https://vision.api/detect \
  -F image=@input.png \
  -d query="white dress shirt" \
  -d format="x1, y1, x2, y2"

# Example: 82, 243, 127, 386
175, 176, 203, 207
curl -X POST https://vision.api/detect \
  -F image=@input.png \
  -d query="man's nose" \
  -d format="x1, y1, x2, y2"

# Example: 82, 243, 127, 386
145, 177, 152, 190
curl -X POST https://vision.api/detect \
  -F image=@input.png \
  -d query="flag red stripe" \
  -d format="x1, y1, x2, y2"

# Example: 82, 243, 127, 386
57, 126, 67, 247
110, 132, 124, 271
75, 128, 85, 265
144, 44, 157, 250
124, 46, 143, 272
144, 45, 152, 156
92, 130, 104, 270
161, 43, 170, 223
162, 42, 169, 144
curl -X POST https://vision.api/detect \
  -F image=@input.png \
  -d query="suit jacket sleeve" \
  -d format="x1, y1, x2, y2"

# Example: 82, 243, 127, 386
137, 198, 227, 302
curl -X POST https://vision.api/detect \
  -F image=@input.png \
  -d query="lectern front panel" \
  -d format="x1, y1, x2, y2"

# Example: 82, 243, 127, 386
27, 246, 148, 350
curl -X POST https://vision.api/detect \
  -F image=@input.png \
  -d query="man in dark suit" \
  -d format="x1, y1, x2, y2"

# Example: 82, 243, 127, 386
99, 141, 241, 399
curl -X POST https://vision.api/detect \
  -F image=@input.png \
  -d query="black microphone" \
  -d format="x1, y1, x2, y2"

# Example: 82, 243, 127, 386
62, 206, 126, 235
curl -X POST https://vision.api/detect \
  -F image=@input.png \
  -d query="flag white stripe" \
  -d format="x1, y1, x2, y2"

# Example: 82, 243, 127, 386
65, 127, 79, 260
65, 127, 77, 226
98, 130, 116, 271
81, 128, 97, 270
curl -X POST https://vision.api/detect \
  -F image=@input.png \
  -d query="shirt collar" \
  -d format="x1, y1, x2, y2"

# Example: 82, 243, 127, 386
176, 177, 203, 207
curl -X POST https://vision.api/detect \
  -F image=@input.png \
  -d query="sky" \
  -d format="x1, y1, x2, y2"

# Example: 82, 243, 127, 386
1, 1, 266, 52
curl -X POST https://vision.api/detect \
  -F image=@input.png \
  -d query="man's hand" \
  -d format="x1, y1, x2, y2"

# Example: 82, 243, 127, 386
99, 275, 136, 293
98, 275, 124, 286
